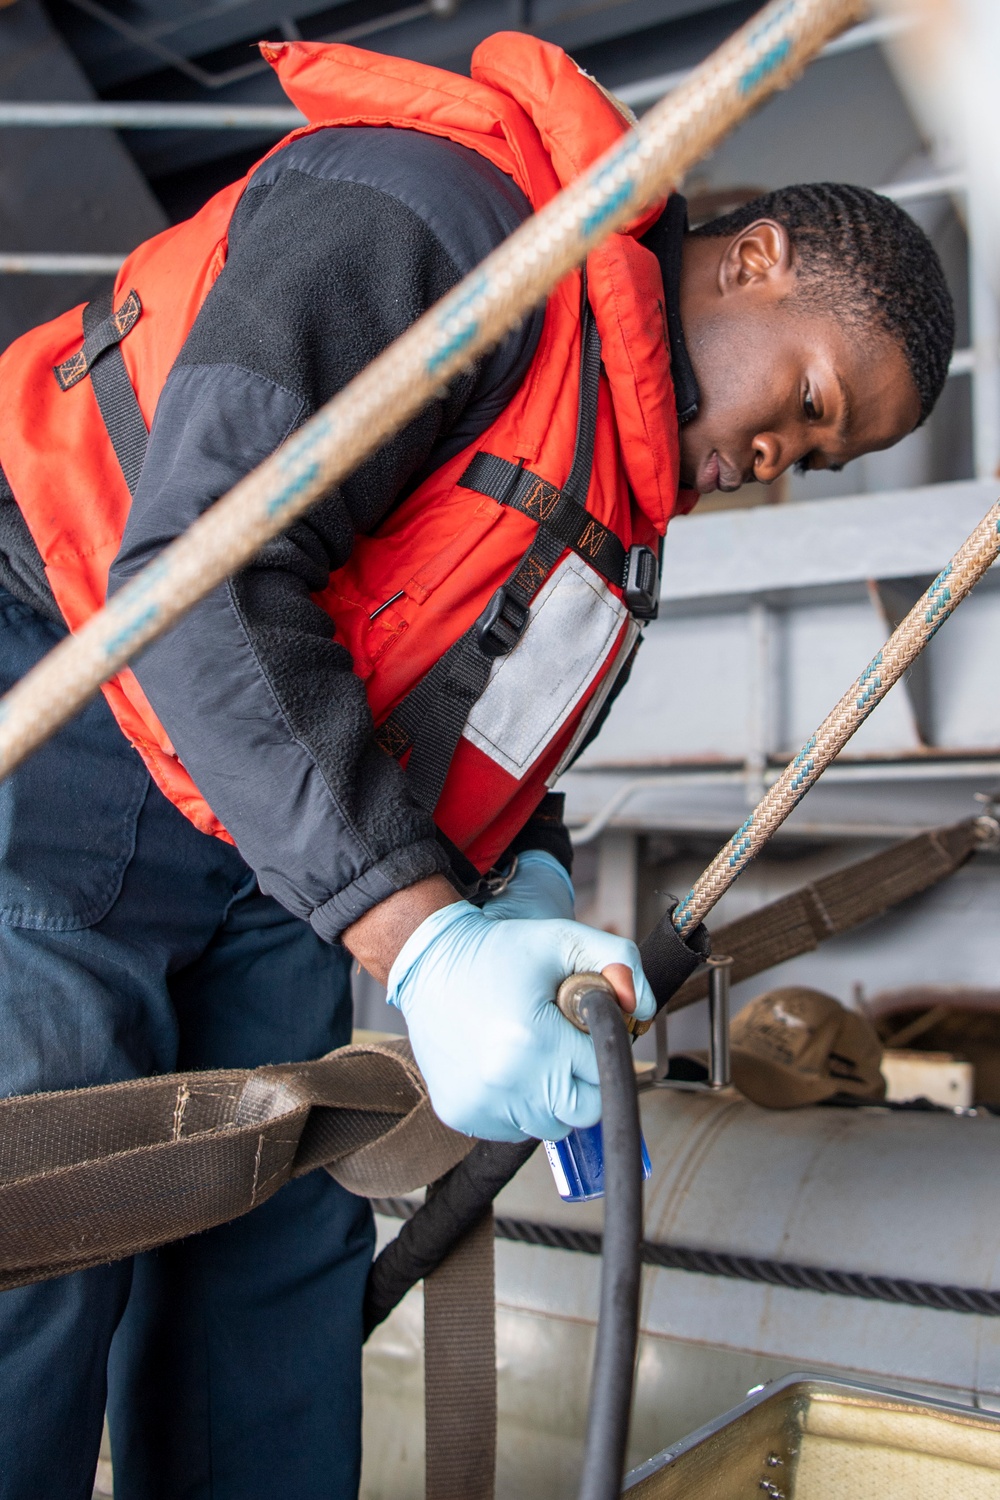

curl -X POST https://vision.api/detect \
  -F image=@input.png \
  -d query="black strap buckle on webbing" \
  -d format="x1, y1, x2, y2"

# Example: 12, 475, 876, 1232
53, 287, 149, 497
475, 586, 530, 658
624, 543, 660, 621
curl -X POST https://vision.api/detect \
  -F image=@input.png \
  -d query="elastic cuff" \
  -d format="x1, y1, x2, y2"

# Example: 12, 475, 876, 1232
309, 838, 452, 943
506, 792, 573, 875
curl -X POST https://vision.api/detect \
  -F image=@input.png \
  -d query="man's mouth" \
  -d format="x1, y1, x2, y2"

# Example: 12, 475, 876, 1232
696, 451, 742, 494
696, 452, 720, 493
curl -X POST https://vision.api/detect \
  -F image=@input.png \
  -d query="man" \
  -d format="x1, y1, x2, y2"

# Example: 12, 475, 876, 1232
0, 31, 953, 1500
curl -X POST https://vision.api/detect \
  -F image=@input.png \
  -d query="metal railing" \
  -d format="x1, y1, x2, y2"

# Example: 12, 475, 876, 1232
0, 10, 994, 475
616, 12, 914, 109
0, 16, 902, 129
6, 168, 977, 392
0, 101, 305, 130
61, 0, 438, 92
0, 252, 128, 275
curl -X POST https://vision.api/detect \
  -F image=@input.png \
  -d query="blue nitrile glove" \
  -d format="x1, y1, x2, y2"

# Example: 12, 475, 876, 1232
386, 900, 655, 1142
481, 850, 575, 922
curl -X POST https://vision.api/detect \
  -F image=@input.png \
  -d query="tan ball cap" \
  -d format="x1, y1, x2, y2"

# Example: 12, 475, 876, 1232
727, 986, 885, 1109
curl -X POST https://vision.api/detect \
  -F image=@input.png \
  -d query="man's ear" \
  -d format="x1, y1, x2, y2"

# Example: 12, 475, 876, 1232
718, 219, 792, 296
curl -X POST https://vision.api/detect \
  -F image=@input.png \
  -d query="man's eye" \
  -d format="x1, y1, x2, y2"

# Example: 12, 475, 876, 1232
803, 388, 818, 420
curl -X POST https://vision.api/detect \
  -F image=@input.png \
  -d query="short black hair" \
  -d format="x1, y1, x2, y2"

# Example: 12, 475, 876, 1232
692, 182, 955, 425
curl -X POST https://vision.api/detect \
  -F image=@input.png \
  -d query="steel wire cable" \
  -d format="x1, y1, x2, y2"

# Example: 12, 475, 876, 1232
0, 0, 865, 787
371, 1199, 1000, 1316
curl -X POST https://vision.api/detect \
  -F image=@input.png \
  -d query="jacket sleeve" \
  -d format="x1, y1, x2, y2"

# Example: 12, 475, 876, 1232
109, 130, 541, 941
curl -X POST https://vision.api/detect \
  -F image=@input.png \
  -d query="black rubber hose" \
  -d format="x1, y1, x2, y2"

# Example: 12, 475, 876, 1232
577, 985, 644, 1500
362, 1137, 537, 1339
362, 987, 645, 1497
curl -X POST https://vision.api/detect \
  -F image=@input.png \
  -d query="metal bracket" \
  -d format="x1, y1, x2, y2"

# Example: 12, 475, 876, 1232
972, 791, 1000, 848
654, 954, 733, 1092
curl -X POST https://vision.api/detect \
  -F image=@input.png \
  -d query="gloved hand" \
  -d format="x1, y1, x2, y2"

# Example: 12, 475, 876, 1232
481, 850, 575, 923
386, 900, 655, 1142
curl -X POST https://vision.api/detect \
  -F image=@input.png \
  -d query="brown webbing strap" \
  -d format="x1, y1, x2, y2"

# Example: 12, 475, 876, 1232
0, 1036, 472, 1290
424, 1206, 497, 1500
666, 818, 983, 1013
0, 1036, 499, 1496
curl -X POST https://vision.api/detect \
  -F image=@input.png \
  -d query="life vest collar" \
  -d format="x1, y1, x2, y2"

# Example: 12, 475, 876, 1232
263, 32, 665, 229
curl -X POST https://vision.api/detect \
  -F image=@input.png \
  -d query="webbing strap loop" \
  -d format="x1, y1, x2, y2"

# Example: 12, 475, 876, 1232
0, 1037, 471, 1291
54, 288, 149, 496
52, 288, 141, 391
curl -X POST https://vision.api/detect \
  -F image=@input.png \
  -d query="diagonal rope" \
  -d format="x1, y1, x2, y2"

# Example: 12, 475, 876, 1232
0, 0, 865, 786
672, 502, 1000, 936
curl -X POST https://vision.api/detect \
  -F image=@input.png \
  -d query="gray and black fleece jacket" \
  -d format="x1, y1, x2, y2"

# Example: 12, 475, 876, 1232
0, 128, 695, 942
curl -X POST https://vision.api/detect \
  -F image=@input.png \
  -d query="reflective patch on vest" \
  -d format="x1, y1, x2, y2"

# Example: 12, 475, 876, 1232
545, 616, 641, 787
462, 554, 627, 779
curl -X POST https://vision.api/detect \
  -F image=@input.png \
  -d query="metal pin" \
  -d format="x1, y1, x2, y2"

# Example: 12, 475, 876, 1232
369, 590, 405, 621
653, 1006, 669, 1083
707, 954, 732, 1089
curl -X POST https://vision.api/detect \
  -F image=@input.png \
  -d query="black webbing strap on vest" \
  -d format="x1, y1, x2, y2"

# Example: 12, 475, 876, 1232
377, 527, 565, 811
53, 287, 148, 496
455, 303, 626, 592
376, 298, 610, 813
456, 453, 626, 592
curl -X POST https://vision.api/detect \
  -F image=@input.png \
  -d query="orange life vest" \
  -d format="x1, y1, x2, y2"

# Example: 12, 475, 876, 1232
0, 32, 692, 875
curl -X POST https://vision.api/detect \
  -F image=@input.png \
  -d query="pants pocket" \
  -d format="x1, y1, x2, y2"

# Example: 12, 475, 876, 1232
0, 592, 149, 930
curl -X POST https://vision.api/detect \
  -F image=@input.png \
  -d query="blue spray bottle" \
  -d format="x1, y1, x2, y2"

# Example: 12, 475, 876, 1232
545, 1122, 652, 1202
544, 971, 652, 1202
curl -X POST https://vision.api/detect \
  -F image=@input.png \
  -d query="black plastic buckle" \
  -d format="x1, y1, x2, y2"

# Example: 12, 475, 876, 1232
475, 586, 530, 657
624, 544, 660, 621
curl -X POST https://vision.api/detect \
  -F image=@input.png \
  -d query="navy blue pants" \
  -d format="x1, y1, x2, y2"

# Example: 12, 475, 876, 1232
0, 590, 374, 1500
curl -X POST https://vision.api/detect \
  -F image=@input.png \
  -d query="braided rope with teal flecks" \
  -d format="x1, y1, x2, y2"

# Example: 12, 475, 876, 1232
0, 0, 866, 790
673, 502, 1000, 937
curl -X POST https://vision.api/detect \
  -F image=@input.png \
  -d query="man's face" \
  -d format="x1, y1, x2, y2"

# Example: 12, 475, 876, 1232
677, 220, 922, 494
